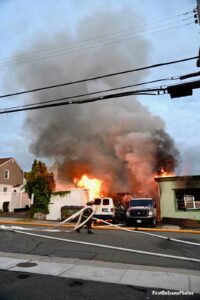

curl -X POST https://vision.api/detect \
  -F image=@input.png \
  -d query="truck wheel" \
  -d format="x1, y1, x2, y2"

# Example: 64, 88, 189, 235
151, 218, 156, 227
112, 215, 119, 224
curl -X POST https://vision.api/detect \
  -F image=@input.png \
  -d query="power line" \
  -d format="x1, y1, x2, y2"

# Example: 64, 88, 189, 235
2, 22, 193, 69
0, 88, 162, 114
0, 55, 198, 100
180, 71, 200, 79
0, 13, 195, 68
1, 75, 179, 111
1, 79, 200, 115
0, 23, 193, 68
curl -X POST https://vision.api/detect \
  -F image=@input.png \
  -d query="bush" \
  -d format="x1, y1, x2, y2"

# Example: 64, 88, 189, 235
24, 160, 55, 218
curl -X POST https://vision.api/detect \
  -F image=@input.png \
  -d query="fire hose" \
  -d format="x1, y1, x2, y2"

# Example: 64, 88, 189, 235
0, 205, 200, 247
92, 217, 200, 247
55, 205, 95, 231
1, 206, 200, 264
0, 205, 95, 233
1, 206, 200, 247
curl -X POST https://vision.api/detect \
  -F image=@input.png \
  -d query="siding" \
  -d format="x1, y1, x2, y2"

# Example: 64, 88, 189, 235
156, 177, 200, 221
0, 159, 23, 186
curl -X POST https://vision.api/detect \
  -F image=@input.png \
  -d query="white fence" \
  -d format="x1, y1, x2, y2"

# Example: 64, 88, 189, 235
47, 189, 89, 221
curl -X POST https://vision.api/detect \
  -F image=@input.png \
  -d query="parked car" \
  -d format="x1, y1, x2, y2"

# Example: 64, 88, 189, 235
126, 198, 157, 227
93, 197, 125, 224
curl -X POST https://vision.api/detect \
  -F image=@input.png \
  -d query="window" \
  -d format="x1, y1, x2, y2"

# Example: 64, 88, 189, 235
94, 198, 101, 205
103, 198, 110, 205
175, 189, 200, 210
4, 170, 9, 179
3, 187, 7, 192
184, 195, 195, 209
129, 199, 153, 207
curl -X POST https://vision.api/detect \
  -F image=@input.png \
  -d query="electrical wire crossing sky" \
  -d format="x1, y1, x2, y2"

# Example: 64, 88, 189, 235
0, 0, 199, 177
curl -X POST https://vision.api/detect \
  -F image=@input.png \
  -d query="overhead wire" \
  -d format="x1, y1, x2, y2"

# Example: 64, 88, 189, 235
0, 75, 179, 111
2, 21, 194, 68
0, 88, 163, 114
0, 11, 195, 68
0, 22, 194, 68
1, 78, 200, 115
0, 55, 197, 100
1, 77, 200, 114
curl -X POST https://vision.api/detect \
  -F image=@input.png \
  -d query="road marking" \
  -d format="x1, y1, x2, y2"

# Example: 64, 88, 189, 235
12, 229, 200, 264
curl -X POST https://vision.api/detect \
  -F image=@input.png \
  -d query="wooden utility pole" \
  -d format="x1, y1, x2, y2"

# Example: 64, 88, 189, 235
196, 0, 200, 66
197, 0, 200, 21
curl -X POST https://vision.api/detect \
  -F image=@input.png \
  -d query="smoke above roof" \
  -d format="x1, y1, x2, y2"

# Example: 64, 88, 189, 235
6, 7, 180, 195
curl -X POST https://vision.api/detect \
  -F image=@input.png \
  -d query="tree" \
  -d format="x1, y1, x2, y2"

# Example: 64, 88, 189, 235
25, 159, 55, 217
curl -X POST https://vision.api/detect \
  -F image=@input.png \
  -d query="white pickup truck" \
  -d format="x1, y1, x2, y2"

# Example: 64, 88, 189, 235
126, 198, 157, 227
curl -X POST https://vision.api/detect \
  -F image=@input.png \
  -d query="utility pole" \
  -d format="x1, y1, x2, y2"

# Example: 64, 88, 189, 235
197, 0, 200, 20
195, 0, 200, 66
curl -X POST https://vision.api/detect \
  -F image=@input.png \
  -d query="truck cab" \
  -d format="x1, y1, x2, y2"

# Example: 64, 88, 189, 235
126, 198, 157, 227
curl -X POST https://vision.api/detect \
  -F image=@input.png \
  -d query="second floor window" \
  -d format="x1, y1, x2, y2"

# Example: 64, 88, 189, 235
4, 170, 9, 179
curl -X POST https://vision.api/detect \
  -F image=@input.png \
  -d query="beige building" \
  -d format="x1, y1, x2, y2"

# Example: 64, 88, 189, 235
155, 175, 200, 224
0, 158, 24, 186
0, 158, 30, 212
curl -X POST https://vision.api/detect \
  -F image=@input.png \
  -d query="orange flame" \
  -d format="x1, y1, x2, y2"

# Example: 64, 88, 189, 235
160, 168, 168, 177
75, 174, 102, 200
158, 169, 175, 177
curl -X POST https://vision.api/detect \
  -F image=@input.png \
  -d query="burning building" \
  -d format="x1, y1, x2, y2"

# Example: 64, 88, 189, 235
5, 7, 181, 202
50, 127, 180, 203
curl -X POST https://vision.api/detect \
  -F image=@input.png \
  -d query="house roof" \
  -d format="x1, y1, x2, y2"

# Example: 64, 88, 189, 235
0, 157, 24, 173
154, 175, 200, 182
0, 158, 12, 166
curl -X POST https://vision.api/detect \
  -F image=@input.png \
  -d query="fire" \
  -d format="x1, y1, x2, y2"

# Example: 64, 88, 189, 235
160, 168, 168, 177
158, 169, 175, 177
75, 174, 102, 200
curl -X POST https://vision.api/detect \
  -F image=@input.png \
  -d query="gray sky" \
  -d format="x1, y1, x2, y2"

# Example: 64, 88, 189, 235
0, 0, 199, 177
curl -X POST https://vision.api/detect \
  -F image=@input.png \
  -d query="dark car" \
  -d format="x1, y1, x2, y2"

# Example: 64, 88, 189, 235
126, 198, 157, 227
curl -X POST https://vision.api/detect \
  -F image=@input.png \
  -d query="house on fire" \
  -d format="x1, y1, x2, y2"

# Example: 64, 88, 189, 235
155, 175, 200, 226
0, 158, 30, 212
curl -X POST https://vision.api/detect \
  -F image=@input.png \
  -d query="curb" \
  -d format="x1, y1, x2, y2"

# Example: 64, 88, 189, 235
1, 219, 200, 234
0, 252, 200, 293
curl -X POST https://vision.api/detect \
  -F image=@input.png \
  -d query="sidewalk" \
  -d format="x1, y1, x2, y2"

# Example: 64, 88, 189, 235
0, 251, 200, 293
1, 217, 200, 294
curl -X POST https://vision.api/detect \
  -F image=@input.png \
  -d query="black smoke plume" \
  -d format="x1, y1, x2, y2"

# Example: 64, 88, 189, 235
6, 7, 180, 195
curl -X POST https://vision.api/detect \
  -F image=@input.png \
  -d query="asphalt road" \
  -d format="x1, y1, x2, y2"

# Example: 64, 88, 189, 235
1, 225, 200, 300
0, 226, 200, 271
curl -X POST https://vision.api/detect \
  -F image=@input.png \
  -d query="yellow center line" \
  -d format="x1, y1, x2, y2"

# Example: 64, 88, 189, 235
0, 220, 200, 234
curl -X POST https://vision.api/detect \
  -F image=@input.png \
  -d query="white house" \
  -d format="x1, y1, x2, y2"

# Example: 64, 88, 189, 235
0, 184, 30, 212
